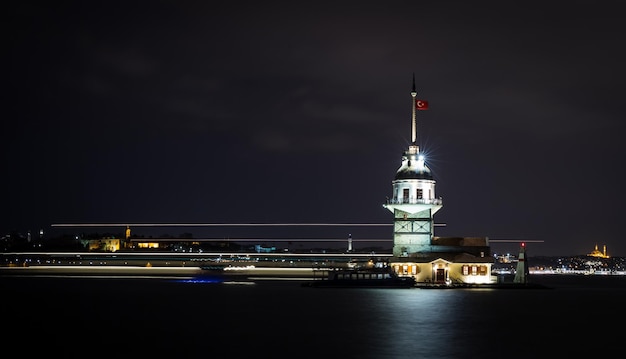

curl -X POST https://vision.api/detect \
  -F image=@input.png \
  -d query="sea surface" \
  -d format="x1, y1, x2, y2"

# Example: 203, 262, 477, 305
2, 274, 625, 358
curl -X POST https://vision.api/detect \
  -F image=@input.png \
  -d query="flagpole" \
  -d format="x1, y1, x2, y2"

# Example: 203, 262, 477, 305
411, 73, 417, 146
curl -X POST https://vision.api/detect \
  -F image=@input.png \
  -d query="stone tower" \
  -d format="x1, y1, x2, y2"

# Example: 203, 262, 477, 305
383, 76, 442, 257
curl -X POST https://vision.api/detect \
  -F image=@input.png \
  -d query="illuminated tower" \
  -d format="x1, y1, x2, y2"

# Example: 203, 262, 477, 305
513, 242, 529, 284
383, 76, 443, 257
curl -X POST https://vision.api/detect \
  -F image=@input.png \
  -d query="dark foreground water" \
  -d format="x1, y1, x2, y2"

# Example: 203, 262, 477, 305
2, 274, 625, 358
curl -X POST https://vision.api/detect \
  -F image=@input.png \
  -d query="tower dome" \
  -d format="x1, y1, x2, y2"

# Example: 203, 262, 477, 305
394, 146, 433, 180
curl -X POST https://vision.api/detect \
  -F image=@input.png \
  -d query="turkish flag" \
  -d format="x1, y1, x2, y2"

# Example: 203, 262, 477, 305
416, 100, 429, 110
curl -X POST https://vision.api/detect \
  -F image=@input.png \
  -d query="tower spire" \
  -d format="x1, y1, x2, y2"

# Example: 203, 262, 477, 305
410, 74, 418, 146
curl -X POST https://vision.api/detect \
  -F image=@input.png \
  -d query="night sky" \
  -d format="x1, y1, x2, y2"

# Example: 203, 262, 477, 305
4, 1, 625, 257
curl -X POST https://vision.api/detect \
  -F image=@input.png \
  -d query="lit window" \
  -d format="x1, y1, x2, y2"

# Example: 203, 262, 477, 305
479, 266, 487, 275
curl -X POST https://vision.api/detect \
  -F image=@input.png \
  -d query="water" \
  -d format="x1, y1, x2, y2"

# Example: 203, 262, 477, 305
3, 274, 625, 358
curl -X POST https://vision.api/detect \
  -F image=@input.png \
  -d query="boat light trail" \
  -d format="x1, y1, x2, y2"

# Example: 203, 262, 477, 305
126, 238, 393, 242
489, 240, 545, 243
51, 223, 446, 227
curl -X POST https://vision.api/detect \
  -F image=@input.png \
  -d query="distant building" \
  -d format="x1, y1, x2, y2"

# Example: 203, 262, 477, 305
83, 237, 121, 252
254, 244, 276, 253
588, 244, 609, 258
383, 77, 496, 285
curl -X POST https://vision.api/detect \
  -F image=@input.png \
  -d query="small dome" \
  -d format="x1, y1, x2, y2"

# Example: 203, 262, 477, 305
395, 166, 433, 180
394, 152, 433, 180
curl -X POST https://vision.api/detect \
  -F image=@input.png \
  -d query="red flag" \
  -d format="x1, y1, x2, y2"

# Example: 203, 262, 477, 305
416, 99, 429, 110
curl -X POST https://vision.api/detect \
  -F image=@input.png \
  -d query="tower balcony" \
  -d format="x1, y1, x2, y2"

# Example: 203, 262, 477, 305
385, 197, 443, 206
383, 197, 443, 215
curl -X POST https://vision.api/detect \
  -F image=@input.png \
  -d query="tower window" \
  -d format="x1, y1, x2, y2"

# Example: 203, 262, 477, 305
416, 188, 423, 199
402, 188, 409, 203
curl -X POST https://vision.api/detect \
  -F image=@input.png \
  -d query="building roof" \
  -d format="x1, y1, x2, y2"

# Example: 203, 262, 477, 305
394, 251, 494, 264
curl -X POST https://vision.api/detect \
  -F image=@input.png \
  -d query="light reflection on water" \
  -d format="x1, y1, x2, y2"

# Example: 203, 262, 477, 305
346, 289, 481, 359
303, 283, 626, 359
3, 275, 625, 358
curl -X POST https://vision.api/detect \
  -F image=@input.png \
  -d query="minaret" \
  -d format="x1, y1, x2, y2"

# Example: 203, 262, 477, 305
383, 76, 443, 257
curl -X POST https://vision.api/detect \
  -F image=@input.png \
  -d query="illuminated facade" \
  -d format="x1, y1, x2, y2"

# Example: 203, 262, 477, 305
384, 77, 496, 285
587, 244, 609, 258
85, 237, 121, 252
